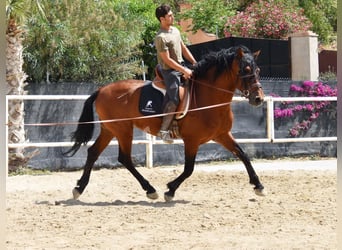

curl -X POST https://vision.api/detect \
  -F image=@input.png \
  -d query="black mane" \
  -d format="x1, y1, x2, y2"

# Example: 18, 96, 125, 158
193, 45, 252, 79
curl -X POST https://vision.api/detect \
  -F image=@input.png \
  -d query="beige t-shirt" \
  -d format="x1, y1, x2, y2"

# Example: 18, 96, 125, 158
155, 26, 184, 70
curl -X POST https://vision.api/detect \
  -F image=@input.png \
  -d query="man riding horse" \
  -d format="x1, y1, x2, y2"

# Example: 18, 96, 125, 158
154, 4, 197, 143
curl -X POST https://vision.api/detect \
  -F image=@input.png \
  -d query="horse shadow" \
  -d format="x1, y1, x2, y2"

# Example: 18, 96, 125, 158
36, 199, 190, 208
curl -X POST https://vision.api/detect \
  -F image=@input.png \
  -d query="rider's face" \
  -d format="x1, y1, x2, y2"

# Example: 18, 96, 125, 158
162, 11, 174, 25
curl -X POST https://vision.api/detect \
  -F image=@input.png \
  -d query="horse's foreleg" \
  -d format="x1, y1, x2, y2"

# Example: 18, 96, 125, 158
117, 141, 158, 200
73, 129, 112, 200
215, 134, 265, 196
165, 145, 197, 202
232, 143, 265, 196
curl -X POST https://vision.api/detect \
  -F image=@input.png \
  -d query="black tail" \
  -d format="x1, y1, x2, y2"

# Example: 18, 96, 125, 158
62, 91, 99, 157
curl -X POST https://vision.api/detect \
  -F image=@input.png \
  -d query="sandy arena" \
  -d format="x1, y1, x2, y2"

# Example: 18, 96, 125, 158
6, 159, 336, 249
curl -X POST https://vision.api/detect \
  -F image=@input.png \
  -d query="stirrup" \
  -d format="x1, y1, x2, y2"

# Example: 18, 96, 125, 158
157, 130, 174, 144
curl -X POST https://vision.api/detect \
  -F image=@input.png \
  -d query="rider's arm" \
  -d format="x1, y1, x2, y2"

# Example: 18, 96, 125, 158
159, 50, 193, 79
181, 41, 197, 66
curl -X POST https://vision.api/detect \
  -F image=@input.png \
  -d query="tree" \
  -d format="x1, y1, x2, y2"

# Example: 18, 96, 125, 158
179, 0, 238, 38
6, 0, 46, 171
6, 0, 162, 171
23, 0, 159, 83
297, 0, 337, 44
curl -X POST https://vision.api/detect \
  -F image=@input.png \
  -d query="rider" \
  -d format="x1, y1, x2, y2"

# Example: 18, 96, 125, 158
155, 4, 197, 143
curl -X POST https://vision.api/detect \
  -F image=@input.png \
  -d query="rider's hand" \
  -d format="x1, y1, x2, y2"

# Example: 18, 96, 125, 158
182, 67, 193, 79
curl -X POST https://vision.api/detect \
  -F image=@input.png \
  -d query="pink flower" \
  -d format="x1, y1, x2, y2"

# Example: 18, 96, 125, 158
310, 112, 319, 120
289, 128, 299, 137
274, 108, 283, 118
305, 104, 314, 112
294, 105, 303, 111
290, 84, 303, 93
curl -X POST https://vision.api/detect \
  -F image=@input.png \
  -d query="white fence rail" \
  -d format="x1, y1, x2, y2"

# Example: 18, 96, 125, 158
6, 95, 337, 168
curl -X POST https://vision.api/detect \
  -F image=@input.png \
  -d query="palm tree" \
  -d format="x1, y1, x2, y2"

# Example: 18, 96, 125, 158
6, 0, 45, 171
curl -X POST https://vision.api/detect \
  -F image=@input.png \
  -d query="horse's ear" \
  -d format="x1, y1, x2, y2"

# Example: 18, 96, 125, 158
236, 47, 244, 60
253, 50, 261, 60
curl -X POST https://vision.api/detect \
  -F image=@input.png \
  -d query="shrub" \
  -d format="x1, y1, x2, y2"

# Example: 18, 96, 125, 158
224, 0, 312, 39
23, 0, 156, 83
273, 81, 337, 137
180, 0, 238, 38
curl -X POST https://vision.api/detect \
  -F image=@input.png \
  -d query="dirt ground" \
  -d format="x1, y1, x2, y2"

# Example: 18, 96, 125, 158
6, 160, 336, 249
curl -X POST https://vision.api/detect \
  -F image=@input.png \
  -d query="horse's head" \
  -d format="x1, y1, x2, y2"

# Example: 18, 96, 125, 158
234, 47, 264, 106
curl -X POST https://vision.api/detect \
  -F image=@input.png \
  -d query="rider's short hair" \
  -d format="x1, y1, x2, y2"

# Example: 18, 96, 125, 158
155, 4, 171, 22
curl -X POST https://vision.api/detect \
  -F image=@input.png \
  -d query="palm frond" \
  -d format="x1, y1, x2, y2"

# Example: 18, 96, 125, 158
6, 0, 46, 23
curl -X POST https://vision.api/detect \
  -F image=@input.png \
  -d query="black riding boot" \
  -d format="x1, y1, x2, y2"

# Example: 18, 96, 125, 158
157, 101, 177, 144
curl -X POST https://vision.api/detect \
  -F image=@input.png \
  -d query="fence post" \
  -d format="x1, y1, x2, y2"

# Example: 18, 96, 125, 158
146, 133, 153, 168
267, 97, 275, 142
290, 31, 319, 81
0, 6, 6, 247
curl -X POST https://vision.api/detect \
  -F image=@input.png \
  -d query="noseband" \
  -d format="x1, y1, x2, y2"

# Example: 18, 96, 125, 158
241, 81, 262, 98
238, 55, 262, 98
238, 69, 262, 98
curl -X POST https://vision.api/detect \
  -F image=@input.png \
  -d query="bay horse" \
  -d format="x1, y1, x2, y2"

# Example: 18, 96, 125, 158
64, 45, 265, 202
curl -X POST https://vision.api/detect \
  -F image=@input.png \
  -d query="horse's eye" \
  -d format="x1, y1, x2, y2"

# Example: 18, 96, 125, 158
244, 66, 251, 73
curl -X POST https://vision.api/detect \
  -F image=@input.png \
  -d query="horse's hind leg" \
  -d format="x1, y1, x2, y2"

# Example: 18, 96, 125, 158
215, 133, 265, 196
116, 133, 158, 200
73, 128, 113, 199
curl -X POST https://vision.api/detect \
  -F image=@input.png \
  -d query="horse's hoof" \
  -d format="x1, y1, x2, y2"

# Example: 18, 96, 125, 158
72, 188, 81, 200
255, 187, 266, 196
147, 192, 159, 200
164, 192, 174, 202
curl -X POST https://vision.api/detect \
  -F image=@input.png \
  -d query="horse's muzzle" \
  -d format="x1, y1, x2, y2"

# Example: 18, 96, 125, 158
251, 95, 263, 107
248, 82, 264, 107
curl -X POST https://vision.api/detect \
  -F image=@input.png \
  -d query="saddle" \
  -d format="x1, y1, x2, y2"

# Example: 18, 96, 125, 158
139, 65, 190, 120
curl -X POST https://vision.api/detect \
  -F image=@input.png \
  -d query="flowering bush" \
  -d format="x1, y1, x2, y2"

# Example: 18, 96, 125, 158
224, 0, 312, 39
273, 81, 337, 137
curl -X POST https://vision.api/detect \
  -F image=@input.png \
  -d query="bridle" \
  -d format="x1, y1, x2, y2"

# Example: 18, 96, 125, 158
238, 66, 262, 99
187, 65, 262, 98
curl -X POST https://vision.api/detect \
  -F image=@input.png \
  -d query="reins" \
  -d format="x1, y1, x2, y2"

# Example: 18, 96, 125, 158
155, 77, 244, 97
191, 76, 260, 99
